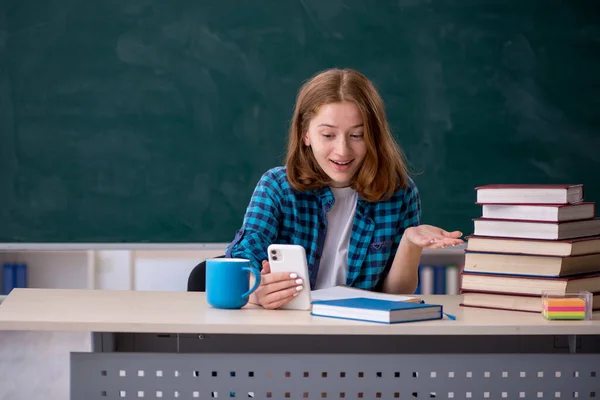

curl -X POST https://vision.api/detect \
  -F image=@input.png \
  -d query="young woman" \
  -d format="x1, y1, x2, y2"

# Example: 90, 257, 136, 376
225, 68, 463, 309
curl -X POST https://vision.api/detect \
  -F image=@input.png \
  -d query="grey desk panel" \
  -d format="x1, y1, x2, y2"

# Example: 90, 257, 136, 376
96, 333, 600, 354
71, 352, 600, 400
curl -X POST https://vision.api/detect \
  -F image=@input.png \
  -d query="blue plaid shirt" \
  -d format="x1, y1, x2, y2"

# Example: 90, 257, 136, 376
226, 166, 421, 291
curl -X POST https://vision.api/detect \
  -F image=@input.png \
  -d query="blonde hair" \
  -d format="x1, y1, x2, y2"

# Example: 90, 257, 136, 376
285, 68, 409, 202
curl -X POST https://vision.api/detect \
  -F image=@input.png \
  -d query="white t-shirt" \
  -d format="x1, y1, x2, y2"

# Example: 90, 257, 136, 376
314, 187, 358, 290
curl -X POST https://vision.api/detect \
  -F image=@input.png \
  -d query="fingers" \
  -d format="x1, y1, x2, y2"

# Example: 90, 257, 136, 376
262, 271, 301, 285
255, 264, 305, 309
263, 275, 304, 292
427, 229, 463, 248
442, 230, 463, 238
261, 285, 304, 310
417, 235, 464, 248
428, 238, 464, 248
261, 260, 271, 274
411, 225, 462, 247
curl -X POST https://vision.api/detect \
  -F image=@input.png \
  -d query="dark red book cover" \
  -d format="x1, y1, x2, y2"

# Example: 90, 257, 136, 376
460, 271, 600, 281
474, 202, 595, 210
472, 217, 600, 224
475, 184, 583, 190
459, 289, 600, 311
465, 235, 600, 243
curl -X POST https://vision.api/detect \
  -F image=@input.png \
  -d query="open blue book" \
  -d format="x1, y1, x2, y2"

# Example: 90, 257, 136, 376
311, 297, 443, 324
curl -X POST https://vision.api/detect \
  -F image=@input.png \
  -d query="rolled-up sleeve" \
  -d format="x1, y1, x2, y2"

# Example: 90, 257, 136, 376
399, 177, 422, 234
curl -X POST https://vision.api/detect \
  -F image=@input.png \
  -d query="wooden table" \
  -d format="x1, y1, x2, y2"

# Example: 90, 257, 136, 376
1, 288, 599, 399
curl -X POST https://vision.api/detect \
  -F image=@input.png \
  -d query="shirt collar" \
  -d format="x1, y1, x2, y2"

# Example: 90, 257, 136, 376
312, 186, 369, 209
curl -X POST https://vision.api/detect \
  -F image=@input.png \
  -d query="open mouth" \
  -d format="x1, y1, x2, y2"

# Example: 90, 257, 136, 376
330, 160, 353, 166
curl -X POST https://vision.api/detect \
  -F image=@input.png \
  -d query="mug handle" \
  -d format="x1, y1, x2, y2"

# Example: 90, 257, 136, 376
241, 266, 261, 298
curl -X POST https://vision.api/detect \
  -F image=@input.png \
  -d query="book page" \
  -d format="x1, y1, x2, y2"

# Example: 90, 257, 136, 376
311, 286, 421, 303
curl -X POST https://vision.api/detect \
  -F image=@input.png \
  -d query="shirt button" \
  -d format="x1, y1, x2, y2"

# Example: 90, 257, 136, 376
316, 254, 321, 260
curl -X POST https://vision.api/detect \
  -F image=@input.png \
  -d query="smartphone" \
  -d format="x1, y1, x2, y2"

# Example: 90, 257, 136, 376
267, 244, 312, 310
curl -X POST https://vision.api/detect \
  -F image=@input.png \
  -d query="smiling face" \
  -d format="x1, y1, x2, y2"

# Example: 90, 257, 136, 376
303, 101, 367, 188
286, 69, 409, 201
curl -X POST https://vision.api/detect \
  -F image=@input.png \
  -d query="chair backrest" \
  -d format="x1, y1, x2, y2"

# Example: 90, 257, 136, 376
187, 255, 226, 292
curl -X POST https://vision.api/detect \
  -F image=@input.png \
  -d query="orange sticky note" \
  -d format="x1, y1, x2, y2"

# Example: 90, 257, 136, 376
544, 298, 586, 308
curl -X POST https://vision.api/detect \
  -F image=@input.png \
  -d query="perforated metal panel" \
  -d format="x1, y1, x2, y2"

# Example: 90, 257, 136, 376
71, 353, 599, 399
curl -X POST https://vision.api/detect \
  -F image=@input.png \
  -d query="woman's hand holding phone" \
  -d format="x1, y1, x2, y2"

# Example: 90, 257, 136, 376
249, 260, 305, 309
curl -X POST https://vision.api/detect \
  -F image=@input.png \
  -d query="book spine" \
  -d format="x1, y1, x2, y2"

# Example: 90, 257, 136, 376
420, 266, 433, 295
15, 263, 28, 288
414, 264, 422, 295
2, 263, 16, 295
445, 265, 459, 295
433, 266, 446, 294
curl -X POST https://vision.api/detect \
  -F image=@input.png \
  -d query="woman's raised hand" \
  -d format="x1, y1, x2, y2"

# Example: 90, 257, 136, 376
404, 225, 464, 249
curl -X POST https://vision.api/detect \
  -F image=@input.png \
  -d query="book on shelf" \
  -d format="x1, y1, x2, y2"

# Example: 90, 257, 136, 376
473, 217, 600, 240
479, 202, 595, 222
475, 184, 584, 204
460, 271, 600, 296
310, 297, 443, 324
465, 235, 600, 257
460, 290, 600, 313
418, 266, 433, 295
415, 265, 461, 295
1, 264, 15, 295
1, 263, 27, 295
445, 265, 460, 295
463, 251, 600, 277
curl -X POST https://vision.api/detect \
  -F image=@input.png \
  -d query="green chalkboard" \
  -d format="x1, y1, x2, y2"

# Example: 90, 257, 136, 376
1, 0, 599, 243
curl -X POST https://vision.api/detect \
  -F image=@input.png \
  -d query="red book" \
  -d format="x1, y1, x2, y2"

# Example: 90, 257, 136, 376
465, 235, 600, 257
472, 217, 600, 240
460, 271, 600, 296
463, 251, 600, 277
460, 290, 600, 313
477, 202, 595, 222
475, 184, 584, 204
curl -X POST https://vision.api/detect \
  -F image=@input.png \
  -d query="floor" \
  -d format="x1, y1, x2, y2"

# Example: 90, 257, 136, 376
0, 330, 91, 400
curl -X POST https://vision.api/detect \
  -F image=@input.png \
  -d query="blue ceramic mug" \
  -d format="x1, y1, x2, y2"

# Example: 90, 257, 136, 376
205, 258, 261, 309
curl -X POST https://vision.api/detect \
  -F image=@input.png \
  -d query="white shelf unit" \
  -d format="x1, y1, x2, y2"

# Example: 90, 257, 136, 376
0, 244, 466, 292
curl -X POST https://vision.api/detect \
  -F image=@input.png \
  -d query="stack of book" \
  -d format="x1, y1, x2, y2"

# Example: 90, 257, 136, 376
460, 184, 600, 313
